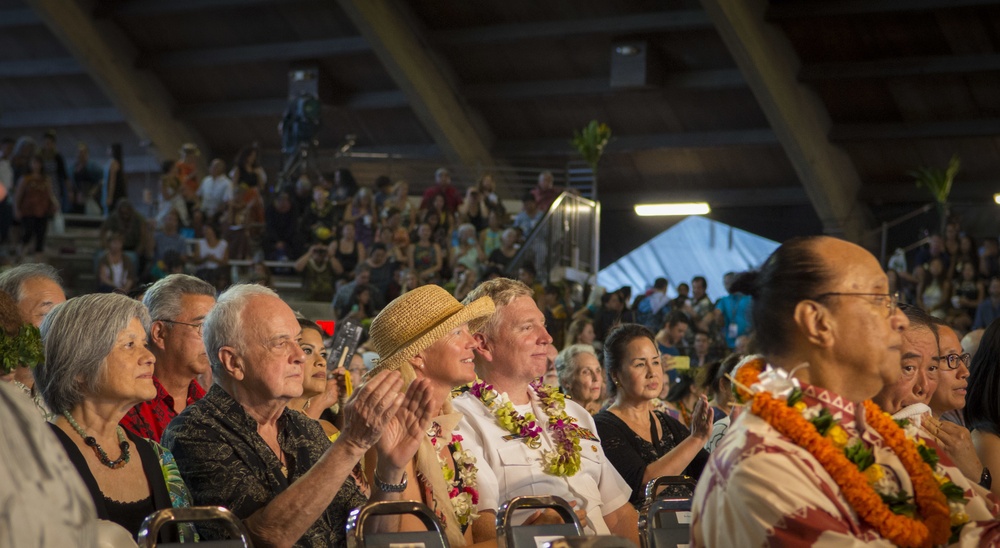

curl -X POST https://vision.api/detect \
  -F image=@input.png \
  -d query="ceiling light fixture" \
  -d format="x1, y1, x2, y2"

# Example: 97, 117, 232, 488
634, 202, 711, 216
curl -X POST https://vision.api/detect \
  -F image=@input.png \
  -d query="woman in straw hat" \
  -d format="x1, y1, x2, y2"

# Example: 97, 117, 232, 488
367, 284, 495, 546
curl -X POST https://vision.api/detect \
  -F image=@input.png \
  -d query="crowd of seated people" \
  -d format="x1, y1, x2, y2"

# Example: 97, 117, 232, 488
6, 132, 1000, 545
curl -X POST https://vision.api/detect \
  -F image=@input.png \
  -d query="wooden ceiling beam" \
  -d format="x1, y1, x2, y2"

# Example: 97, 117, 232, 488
432, 10, 712, 45
700, 0, 872, 242
498, 129, 778, 157
22, 0, 210, 165
767, 0, 997, 18
465, 70, 745, 101
336, 0, 496, 167
0, 57, 85, 78
0, 8, 40, 28
802, 53, 1000, 80
114, 0, 315, 17
148, 37, 370, 69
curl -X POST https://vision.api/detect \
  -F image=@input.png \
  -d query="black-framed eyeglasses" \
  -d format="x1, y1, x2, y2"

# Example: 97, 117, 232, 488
157, 319, 203, 335
934, 352, 971, 370
812, 292, 900, 318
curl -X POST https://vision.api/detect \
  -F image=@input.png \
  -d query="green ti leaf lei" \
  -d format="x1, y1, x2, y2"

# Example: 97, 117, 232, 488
0, 324, 43, 376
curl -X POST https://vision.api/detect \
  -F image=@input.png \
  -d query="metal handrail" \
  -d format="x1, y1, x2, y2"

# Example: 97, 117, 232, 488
137, 506, 253, 548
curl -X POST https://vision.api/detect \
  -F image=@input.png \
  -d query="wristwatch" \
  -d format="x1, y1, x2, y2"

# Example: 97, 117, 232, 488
374, 470, 408, 493
980, 467, 992, 490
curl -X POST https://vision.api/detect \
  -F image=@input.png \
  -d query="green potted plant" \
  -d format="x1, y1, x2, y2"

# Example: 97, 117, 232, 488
910, 154, 960, 233
571, 120, 612, 198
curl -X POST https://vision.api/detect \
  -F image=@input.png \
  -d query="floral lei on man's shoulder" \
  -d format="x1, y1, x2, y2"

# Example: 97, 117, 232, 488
466, 378, 583, 477
733, 357, 966, 548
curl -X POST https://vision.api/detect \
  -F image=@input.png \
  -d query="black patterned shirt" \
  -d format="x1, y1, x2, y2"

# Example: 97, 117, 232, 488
162, 384, 366, 546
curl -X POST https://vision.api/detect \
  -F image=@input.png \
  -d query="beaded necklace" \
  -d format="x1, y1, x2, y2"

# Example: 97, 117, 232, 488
63, 411, 130, 469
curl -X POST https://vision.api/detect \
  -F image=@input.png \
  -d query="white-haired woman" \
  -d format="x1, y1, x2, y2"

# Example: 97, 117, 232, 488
450, 223, 486, 275
555, 344, 605, 414
35, 293, 196, 542
367, 285, 496, 546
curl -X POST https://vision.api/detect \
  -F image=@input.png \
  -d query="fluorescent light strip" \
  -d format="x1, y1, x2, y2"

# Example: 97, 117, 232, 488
634, 202, 711, 216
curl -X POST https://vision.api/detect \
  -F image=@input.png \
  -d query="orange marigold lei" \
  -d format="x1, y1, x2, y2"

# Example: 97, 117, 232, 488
743, 360, 951, 548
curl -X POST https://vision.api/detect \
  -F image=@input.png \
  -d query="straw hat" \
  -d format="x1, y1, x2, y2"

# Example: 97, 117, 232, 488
366, 285, 494, 380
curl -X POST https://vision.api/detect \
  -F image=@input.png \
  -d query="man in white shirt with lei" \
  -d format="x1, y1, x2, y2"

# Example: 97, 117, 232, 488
455, 278, 638, 544
693, 236, 1000, 547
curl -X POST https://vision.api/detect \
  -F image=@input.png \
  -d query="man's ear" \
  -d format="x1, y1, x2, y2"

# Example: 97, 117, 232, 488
473, 332, 494, 363
219, 346, 245, 380
793, 300, 834, 349
149, 321, 168, 351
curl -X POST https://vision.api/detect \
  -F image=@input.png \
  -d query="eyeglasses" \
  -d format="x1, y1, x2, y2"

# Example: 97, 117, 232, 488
812, 292, 900, 318
157, 319, 204, 335
934, 352, 971, 370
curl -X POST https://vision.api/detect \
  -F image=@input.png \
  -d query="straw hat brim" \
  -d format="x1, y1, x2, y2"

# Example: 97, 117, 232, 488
364, 295, 494, 381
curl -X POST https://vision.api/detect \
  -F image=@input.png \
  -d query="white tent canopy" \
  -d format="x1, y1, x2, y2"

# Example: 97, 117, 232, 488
597, 216, 780, 302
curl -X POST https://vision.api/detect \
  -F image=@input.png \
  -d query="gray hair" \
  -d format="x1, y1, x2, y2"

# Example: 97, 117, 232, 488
457, 223, 476, 238
462, 278, 533, 338
143, 273, 216, 326
204, 284, 280, 376
0, 263, 62, 302
36, 293, 150, 415
555, 344, 598, 389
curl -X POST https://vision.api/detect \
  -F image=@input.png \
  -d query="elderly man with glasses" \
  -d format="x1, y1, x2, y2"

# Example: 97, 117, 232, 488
121, 274, 217, 442
692, 236, 999, 547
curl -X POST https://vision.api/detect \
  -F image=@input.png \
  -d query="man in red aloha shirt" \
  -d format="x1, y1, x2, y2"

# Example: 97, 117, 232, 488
121, 274, 216, 441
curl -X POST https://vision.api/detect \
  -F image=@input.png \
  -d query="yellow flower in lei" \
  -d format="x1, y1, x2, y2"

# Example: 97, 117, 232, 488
826, 424, 850, 450
469, 378, 583, 477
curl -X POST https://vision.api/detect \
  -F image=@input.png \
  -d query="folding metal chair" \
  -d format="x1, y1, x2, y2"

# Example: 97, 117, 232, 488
346, 500, 449, 548
543, 536, 638, 548
496, 495, 584, 548
137, 506, 253, 547
639, 498, 692, 548
642, 476, 697, 505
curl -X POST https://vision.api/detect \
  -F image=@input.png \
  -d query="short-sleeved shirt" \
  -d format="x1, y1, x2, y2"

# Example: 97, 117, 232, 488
121, 376, 205, 442
162, 384, 367, 546
453, 387, 631, 535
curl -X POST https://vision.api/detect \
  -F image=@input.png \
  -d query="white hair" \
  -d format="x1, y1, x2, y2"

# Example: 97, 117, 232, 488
203, 284, 280, 376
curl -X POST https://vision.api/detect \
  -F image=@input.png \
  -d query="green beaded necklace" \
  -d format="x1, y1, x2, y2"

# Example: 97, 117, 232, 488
63, 411, 130, 469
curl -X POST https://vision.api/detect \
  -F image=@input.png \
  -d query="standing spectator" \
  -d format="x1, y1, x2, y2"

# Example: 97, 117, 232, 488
152, 210, 188, 264
330, 168, 358, 204
668, 282, 690, 311
372, 175, 392, 212
476, 174, 504, 214
531, 170, 561, 212
713, 273, 753, 349
38, 130, 69, 213
408, 223, 443, 284
419, 167, 461, 213
383, 180, 416, 228
229, 146, 266, 189
294, 244, 339, 302
70, 143, 103, 215
457, 185, 488, 232
635, 277, 671, 332
690, 330, 721, 368
0, 137, 13, 249
512, 192, 542, 237
197, 158, 233, 224
345, 187, 376, 248
656, 311, 690, 357
973, 277, 1000, 329
364, 242, 397, 301
264, 191, 297, 260
176, 143, 201, 208
14, 155, 57, 260
594, 289, 634, 342
191, 224, 228, 291
686, 276, 715, 338
97, 232, 136, 293
156, 159, 189, 228
331, 223, 366, 283
10, 136, 36, 185
100, 143, 125, 216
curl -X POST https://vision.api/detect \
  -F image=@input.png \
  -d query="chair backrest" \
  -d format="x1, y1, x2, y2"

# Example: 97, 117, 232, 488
544, 535, 638, 548
496, 495, 584, 548
137, 506, 252, 548
345, 501, 449, 548
640, 498, 692, 548
642, 476, 697, 506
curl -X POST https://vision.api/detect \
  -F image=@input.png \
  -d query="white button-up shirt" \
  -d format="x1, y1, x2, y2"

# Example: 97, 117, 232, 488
197, 175, 233, 215
454, 387, 631, 535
